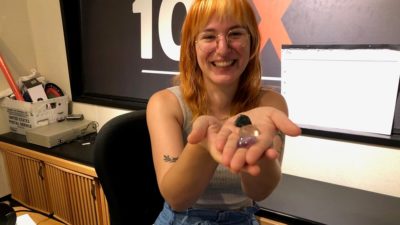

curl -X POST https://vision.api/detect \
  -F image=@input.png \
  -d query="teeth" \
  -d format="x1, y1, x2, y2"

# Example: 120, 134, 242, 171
214, 60, 234, 67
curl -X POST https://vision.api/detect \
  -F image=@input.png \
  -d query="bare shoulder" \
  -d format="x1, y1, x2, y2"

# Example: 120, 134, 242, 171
147, 88, 183, 125
147, 88, 177, 108
259, 88, 288, 115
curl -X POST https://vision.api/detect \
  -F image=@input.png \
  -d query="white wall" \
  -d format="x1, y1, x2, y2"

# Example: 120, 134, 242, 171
0, 0, 399, 199
283, 136, 400, 197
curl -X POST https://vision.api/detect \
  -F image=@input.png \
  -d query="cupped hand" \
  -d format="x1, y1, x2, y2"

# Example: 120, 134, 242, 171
216, 107, 301, 175
186, 115, 224, 163
186, 115, 262, 175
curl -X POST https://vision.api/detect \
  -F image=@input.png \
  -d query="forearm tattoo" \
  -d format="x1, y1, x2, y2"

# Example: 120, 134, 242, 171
163, 155, 178, 163
277, 131, 285, 154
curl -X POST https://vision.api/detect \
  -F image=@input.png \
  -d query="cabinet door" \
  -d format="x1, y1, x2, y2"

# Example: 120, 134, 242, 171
46, 163, 99, 225
97, 184, 110, 225
3, 151, 29, 204
3, 151, 50, 213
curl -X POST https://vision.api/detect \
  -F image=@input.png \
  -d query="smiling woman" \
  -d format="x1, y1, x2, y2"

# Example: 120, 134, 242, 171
146, 0, 301, 224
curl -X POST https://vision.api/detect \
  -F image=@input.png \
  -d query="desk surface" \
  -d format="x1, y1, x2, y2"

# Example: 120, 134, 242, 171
1, 132, 399, 224
258, 174, 400, 225
0, 132, 95, 166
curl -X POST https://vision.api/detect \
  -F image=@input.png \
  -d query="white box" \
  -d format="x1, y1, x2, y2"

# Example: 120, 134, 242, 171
1, 96, 69, 135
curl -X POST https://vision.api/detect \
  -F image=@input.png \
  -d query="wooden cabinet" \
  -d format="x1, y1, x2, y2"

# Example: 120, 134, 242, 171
3, 151, 50, 213
45, 163, 99, 225
0, 141, 110, 225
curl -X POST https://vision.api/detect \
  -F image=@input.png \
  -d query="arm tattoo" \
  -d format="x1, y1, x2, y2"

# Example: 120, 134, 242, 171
277, 131, 285, 154
163, 155, 178, 163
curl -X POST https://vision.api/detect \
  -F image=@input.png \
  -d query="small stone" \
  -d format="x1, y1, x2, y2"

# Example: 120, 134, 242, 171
237, 125, 260, 148
237, 136, 257, 148
239, 125, 260, 137
235, 114, 252, 127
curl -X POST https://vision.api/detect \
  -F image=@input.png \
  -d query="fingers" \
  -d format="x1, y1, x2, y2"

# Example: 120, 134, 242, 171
221, 131, 239, 166
241, 164, 261, 176
215, 126, 233, 151
269, 109, 302, 137
187, 115, 220, 144
245, 135, 275, 165
229, 148, 247, 172
221, 131, 278, 171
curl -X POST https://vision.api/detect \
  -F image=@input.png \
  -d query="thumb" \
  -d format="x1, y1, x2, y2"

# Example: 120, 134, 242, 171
270, 110, 302, 137
187, 116, 210, 144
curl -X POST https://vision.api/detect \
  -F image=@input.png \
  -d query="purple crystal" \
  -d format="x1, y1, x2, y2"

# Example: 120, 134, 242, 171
237, 125, 260, 148
237, 136, 257, 148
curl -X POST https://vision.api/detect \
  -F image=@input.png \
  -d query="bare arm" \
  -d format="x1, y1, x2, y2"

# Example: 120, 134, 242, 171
146, 90, 219, 211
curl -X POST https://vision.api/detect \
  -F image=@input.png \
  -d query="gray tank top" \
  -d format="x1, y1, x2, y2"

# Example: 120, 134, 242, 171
167, 86, 252, 209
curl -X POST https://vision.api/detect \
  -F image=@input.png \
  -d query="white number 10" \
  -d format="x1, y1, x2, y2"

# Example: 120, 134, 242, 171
132, 0, 193, 61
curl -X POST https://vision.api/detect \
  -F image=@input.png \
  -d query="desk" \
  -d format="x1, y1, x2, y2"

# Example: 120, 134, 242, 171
257, 174, 400, 225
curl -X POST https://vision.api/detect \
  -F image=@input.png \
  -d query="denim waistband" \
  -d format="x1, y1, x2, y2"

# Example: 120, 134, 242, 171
167, 202, 260, 222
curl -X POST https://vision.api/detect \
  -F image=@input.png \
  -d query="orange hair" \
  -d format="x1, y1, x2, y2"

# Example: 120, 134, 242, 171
177, 0, 262, 120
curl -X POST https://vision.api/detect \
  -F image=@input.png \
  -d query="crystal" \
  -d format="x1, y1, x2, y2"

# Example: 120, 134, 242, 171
237, 136, 257, 148
237, 125, 260, 148
239, 124, 260, 137
235, 114, 252, 127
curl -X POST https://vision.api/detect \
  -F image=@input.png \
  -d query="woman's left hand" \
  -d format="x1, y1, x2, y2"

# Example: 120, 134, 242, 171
215, 107, 301, 175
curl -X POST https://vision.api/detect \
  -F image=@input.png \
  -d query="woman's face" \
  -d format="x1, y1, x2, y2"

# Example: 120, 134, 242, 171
195, 16, 251, 87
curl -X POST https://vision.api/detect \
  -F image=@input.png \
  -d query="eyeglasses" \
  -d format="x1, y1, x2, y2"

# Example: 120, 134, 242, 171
195, 27, 249, 53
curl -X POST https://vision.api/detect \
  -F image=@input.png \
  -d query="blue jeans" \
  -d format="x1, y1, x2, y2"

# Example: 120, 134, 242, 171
154, 202, 260, 225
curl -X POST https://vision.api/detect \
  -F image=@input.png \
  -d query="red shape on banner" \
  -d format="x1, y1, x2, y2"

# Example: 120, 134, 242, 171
253, 0, 292, 59
0, 55, 24, 101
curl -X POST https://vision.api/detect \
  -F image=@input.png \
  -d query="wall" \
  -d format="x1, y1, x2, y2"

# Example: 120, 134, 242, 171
0, 0, 399, 199
0, 0, 129, 197
0, 0, 36, 197
283, 136, 400, 197
0, 0, 34, 134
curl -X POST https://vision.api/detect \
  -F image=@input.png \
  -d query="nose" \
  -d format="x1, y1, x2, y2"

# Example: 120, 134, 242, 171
215, 34, 231, 54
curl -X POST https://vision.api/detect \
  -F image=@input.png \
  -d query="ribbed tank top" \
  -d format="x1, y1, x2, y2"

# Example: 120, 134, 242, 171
167, 86, 252, 209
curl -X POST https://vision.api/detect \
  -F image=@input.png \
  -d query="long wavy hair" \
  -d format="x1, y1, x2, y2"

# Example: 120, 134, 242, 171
176, 0, 262, 120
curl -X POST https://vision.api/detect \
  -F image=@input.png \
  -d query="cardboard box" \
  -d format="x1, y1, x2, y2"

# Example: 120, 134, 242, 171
1, 96, 69, 135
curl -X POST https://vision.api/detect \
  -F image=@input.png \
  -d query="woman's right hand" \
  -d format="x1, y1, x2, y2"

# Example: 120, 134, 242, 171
186, 115, 225, 164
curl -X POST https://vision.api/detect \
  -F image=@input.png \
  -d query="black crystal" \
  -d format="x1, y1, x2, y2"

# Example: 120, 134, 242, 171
235, 114, 252, 127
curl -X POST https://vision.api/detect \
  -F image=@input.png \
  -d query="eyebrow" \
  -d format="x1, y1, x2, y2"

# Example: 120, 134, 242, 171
200, 25, 244, 33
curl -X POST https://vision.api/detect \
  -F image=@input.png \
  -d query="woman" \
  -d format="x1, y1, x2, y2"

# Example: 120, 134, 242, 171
146, 0, 301, 224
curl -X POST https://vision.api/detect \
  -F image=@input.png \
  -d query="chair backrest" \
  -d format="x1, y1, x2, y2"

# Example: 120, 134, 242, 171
94, 110, 164, 225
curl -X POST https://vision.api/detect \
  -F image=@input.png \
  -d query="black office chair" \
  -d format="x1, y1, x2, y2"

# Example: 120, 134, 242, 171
94, 110, 164, 225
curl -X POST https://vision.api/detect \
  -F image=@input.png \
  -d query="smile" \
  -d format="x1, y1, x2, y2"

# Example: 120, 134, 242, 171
212, 60, 235, 67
